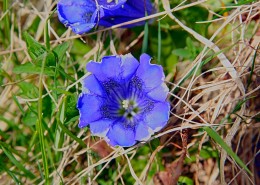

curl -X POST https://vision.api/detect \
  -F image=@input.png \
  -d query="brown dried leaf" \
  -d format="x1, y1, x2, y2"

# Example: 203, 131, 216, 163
153, 130, 188, 185
89, 139, 113, 158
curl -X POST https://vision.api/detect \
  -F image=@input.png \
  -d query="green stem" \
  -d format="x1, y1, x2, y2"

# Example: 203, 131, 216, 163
37, 54, 50, 184
157, 20, 161, 64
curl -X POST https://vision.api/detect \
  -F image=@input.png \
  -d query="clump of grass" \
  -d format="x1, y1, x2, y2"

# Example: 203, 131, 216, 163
0, 0, 259, 184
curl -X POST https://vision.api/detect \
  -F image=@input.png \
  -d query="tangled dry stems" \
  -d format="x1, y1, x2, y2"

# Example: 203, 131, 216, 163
0, 0, 259, 184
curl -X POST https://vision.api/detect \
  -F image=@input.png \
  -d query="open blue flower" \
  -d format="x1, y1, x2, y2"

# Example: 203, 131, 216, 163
57, 0, 154, 34
77, 53, 170, 147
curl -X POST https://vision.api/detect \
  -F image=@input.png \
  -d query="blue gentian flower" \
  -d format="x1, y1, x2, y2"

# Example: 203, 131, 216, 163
99, 0, 154, 27
77, 53, 170, 147
57, 0, 154, 34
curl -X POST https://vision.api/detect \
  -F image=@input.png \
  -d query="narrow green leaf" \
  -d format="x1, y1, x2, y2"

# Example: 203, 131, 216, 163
172, 48, 191, 58
58, 101, 85, 147
12, 95, 25, 115
36, 55, 50, 184
203, 127, 252, 175
23, 32, 46, 60
0, 142, 36, 179
142, 21, 149, 53
57, 120, 86, 147
13, 62, 55, 76
50, 66, 76, 82
3, 0, 10, 45
0, 141, 25, 160
157, 20, 161, 65
26, 131, 38, 156
53, 42, 69, 60
65, 116, 79, 126
45, 21, 50, 50
0, 116, 19, 130
0, 162, 21, 184
0, 129, 9, 140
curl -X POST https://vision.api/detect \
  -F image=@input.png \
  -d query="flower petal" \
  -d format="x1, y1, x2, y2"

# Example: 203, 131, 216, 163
70, 22, 96, 35
98, 0, 127, 10
89, 119, 113, 137
77, 94, 103, 128
82, 74, 105, 96
99, 0, 154, 27
145, 102, 170, 132
135, 53, 165, 92
135, 123, 153, 141
147, 83, 169, 101
77, 53, 170, 147
86, 56, 121, 81
106, 123, 136, 147
87, 54, 139, 82
120, 53, 139, 80
57, 0, 97, 34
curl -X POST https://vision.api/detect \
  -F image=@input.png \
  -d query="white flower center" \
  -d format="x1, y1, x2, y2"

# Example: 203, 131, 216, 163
122, 99, 130, 109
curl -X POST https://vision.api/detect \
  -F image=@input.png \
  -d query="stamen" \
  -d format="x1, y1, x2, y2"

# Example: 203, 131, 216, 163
122, 99, 129, 109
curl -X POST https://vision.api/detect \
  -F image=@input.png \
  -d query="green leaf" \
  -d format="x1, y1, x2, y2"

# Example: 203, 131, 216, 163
57, 114, 86, 148
142, 21, 149, 53
45, 51, 57, 67
186, 37, 198, 58
178, 176, 194, 185
166, 54, 178, 74
172, 48, 191, 58
36, 53, 50, 184
203, 127, 252, 175
50, 66, 76, 82
157, 20, 161, 65
64, 115, 79, 126
0, 116, 18, 130
0, 141, 36, 179
22, 110, 37, 126
13, 62, 55, 76
0, 162, 21, 184
0, 129, 9, 140
65, 93, 79, 119
23, 32, 46, 60
71, 39, 91, 56
18, 81, 39, 99
53, 42, 69, 61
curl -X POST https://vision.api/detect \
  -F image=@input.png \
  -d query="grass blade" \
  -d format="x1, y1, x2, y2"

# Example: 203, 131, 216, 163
203, 127, 252, 175
0, 142, 35, 179
142, 21, 149, 53
157, 20, 162, 64
36, 54, 50, 184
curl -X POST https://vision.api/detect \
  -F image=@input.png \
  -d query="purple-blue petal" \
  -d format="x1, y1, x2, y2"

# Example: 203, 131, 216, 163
135, 53, 165, 92
106, 123, 136, 147
70, 22, 96, 35
135, 123, 153, 141
57, 0, 155, 33
57, 0, 97, 34
86, 56, 121, 81
99, 0, 154, 27
86, 54, 139, 82
77, 94, 103, 128
120, 54, 139, 80
89, 119, 113, 137
147, 83, 169, 101
77, 53, 170, 147
145, 102, 170, 132
82, 74, 105, 97
98, 0, 127, 10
